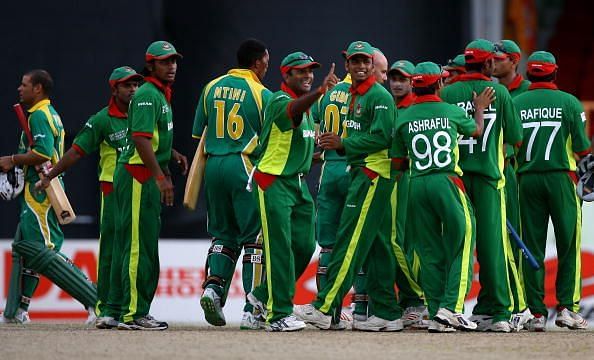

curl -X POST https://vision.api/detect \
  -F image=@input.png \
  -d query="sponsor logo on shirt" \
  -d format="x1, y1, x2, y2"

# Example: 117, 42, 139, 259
581, 112, 587, 123
167, 121, 174, 131
374, 105, 388, 110
302, 129, 315, 138
108, 129, 127, 142
137, 102, 153, 107
162, 104, 170, 114
355, 103, 362, 116
33, 133, 46, 140
344, 120, 361, 130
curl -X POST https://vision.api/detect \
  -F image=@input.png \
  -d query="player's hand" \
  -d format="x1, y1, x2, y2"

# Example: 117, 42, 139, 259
0, 156, 15, 172
473, 87, 496, 110
156, 175, 175, 206
172, 149, 188, 176
318, 132, 343, 150
320, 63, 339, 94
35, 177, 51, 191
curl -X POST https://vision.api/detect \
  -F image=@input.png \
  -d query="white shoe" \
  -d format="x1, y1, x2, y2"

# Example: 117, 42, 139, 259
434, 308, 477, 331
293, 304, 331, 329
95, 316, 119, 329
0, 309, 31, 325
555, 308, 588, 330
468, 314, 493, 331
428, 320, 456, 333
200, 288, 226, 326
329, 311, 353, 330
352, 313, 368, 322
266, 315, 306, 332
247, 292, 267, 318
85, 307, 97, 326
525, 315, 546, 332
402, 306, 430, 329
488, 320, 512, 333
353, 315, 404, 332
240, 311, 265, 330
511, 308, 534, 331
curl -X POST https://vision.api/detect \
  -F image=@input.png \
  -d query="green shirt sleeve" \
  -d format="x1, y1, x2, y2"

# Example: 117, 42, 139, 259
454, 106, 477, 137
568, 95, 591, 154
500, 88, 522, 146
29, 110, 54, 160
192, 87, 208, 138
311, 97, 322, 124
265, 93, 294, 132
72, 114, 103, 155
130, 93, 157, 136
390, 124, 407, 158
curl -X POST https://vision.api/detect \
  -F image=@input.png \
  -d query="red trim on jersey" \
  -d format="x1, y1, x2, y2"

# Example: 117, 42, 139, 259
144, 76, 172, 103
361, 167, 378, 179
281, 82, 299, 99
132, 131, 153, 139
576, 148, 592, 157
71, 144, 86, 156
124, 164, 153, 184
391, 157, 407, 170
414, 95, 442, 104
457, 73, 492, 82
449, 175, 466, 192
107, 97, 127, 119
397, 93, 416, 108
100, 181, 114, 196
350, 76, 376, 95
254, 170, 277, 191
507, 74, 525, 91
528, 82, 558, 90
568, 171, 578, 185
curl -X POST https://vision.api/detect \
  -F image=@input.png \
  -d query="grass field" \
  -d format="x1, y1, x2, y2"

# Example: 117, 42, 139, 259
1, 323, 592, 360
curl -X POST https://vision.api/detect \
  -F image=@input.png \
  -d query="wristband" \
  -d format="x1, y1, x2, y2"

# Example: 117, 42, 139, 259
155, 174, 166, 182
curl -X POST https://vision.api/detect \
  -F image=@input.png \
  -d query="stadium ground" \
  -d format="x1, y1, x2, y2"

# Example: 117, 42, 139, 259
0, 323, 592, 360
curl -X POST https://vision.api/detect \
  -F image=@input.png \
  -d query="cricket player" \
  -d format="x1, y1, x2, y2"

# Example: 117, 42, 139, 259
114, 41, 187, 330
35, 66, 143, 329
192, 39, 272, 329
440, 39, 523, 332
392, 62, 495, 332
514, 51, 591, 331
443, 54, 466, 85
295, 41, 402, 332
246, 51, 339, 332
493, 39, 533, 329
0, 70, 97, 324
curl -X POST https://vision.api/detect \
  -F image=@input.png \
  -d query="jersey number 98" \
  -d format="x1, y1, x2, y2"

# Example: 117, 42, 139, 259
412, 131, 452, 170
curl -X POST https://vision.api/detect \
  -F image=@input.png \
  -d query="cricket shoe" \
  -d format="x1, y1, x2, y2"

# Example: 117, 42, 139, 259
247, 292, 267, 318
402, 306, 430, 329
434, 308, 477, 331
525, 314, 546, 332
200, 288, 226, 326
428, 320, 456, 333
146, 314, 168, 329
468, 314, 494, 331
117, 316, 168, 330
352, 313, 368, 322
293, 304, 331, 329
353, 315, 404, 332
0, 308, 31, 324
85, 307, 97, 326
488, 321, 512, 333
510, 308, 534, 331
266, 315, 306, 332
95, 316, 119, 329
329, 310, 353, 330
555, 308, 588, 330
240, 311, 266, 330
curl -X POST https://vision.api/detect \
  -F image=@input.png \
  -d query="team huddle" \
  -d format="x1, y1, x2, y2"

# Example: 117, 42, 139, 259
0, 37, 593, 333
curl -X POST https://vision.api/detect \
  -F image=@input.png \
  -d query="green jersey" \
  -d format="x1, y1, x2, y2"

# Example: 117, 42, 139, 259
72, 103, 129, 183
192, 69, 272, 157
392, 96, 477, 177
257, 89, 315, 176
508, 75, 531, 98
311, 75, 351, 161
341, 77, 395, 179
119, 80, 174, 169
440, 74, 523, 187
514, 84, 591, 173
18, 99, 65, 183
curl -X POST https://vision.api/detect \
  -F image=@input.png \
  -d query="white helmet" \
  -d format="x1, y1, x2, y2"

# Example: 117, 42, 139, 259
0, 167, 25, 201
577, 170, 594, 202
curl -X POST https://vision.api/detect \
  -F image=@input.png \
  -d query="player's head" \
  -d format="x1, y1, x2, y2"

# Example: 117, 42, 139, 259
411, 62, 449, 96
345, 41, 375, 85
280, 51, 321, 95
464, 39, 497, 77
19, 69, 53, 106
443, 54, 466, 84
372, 48, 388, 84
237, 38, 269, 81
493, 40, 522, 78
526, 51, 558, 83
144, 40, 182, 83
109, 66, 143, 105
388, 60, 414, 99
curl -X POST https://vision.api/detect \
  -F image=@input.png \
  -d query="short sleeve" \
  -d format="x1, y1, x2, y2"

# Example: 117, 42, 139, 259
72, 114, 103, 155
568, 95, 591, 154
192, 87, 208, 139
130, 93, 157, 137
28, 110, 54, 160
264, 93, 294, 132
501, 88, 523, 146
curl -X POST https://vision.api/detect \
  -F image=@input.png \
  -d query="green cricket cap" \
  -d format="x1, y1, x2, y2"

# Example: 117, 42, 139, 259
465, 39, 497, 63
411, 61, 449, 87
527, 51, 558, 75
280, 51, 320, 74
389, 60, 415, 77
108, 66, 143, 87
145, 41, 183, 62
445, 54, 466, 69
345, 41, 374, 59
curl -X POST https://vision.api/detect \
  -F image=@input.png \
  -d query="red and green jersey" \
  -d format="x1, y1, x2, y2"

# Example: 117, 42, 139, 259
192, 69, 272, 156
440, 74, 523, 187
507, 74, 531, 98
311, 75, 351, 161
396, 92, 416, 115
72, 100, 130, 183
392, 95, 477, 177
256, 85, 315, 176
514, 83, 591, 173
119, 79, 174, 169
341, 76, 395, 179
17, 99, 65, 183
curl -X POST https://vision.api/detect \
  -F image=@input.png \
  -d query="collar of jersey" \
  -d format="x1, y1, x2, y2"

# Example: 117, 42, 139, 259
343, 74, 352, 84
27, 99, 51, 113
413, 95, 442, 104
144, 76, 172, 103
507, 74, 525, 91
397, 92, 416, 108
350, 76, 376, 95
528, 82, 558, 90
457, 73, 492, 82
108, 97, 128, 119
281, 82, 300, 99
228, 69, 262, 84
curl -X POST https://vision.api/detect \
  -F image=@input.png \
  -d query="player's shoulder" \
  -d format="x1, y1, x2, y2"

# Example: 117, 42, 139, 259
369, 83, 395, 103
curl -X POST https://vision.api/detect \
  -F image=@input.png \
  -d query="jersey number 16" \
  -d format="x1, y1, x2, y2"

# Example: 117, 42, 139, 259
214, 100, 245, 140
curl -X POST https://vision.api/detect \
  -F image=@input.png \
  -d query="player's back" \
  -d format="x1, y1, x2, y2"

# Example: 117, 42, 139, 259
313, 80, 351, 161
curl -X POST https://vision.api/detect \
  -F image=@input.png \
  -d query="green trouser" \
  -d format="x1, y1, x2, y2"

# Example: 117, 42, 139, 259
97, 185, 120, 318
407, 173, 475, 318
519, 171, 583, 316
504, 161, 527, 313
203, 154, 263, 311
393, 171, 424, 309
313, 168, 401, 321
114, 165, 161, 323
463, 173, 513, 322
251, 173, 316, 323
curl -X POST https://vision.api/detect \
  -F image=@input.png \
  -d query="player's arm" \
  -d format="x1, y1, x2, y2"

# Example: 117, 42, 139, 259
390, 124, 408, 171
192, 86, 209, 141
470, 87, 496, 137
569, 96, 591, 159
0, 151, 47, 172
35, 148, 82, 190
501, 88, 523, 148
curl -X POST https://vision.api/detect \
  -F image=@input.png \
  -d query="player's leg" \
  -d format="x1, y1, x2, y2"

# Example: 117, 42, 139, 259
1, 224, 29, 323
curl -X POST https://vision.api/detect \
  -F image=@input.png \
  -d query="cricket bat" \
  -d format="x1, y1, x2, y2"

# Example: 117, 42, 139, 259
183, 127, 207, 210
13, 103, 76, 225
